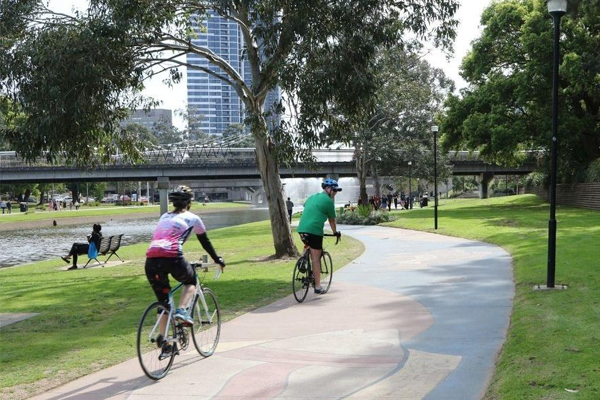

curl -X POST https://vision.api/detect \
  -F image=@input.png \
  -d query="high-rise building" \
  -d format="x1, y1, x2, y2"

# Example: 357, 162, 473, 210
121, 109, 173, 131
187, 11, 281, 136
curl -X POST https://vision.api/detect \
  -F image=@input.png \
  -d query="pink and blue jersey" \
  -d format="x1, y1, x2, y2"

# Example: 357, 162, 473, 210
146, 211, 207, 258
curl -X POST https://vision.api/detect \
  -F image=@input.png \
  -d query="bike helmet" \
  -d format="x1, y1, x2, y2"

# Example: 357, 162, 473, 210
321, 178, 342, 192
169, 185, 194, 207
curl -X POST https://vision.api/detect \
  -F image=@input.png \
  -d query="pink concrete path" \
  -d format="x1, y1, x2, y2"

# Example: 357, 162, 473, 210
29, 226, 513, 400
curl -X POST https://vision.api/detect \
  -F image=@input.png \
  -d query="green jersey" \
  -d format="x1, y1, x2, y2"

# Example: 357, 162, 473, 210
297, 192, 336, 236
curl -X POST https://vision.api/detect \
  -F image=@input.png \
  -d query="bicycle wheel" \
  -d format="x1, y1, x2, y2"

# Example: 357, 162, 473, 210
320, 251, 333, 293
191, 287, 221, 357
293, 257, 310, 303
137, 302, 176, 380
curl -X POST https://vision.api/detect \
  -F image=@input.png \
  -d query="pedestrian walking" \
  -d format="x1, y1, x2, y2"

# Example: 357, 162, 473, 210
0, 200, 6, 214
387, 193, 393, 211
6, 200, 11, 214
393, 195, 398, 210
286, 197, 294, 223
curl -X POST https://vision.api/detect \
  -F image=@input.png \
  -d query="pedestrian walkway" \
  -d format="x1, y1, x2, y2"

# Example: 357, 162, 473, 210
30, 225, 513, 400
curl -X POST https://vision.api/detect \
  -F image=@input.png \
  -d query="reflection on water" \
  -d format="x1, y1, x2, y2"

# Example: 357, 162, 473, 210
0, 209, 269, 268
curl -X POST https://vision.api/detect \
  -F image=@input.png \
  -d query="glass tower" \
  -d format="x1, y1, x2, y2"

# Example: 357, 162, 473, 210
187, 11, 281, 136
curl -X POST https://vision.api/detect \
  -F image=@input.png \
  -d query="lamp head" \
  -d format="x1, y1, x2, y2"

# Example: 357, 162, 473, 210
408, 161, 412, 166
547, 0, 567, 15
431, 125, 439, 133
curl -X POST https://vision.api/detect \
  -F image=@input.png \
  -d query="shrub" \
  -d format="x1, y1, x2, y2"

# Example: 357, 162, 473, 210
357, 204, 372, 218
337, 208, 395, 225
584, 158, 600, 182
525, 172, 547, 188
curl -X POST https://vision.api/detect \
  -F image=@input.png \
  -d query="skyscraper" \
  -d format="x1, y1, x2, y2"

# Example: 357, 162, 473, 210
187, 11, 281, 136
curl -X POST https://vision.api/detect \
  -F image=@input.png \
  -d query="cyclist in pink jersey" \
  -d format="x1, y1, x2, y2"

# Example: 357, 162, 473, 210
145, 185, 225, 329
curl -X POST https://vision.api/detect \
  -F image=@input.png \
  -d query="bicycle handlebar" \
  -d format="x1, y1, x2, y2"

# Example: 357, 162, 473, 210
323, 232, 341, 245
190, 262, 223, 280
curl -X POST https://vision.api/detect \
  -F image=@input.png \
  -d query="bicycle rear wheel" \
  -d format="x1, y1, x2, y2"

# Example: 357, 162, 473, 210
191, 287, 221, 357
293, 257, 310, 303
320, 251, 333, 293
137, 302, 176, 380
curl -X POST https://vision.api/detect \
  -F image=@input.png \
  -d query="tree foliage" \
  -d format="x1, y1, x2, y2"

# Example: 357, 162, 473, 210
1, 0, 459, 164
1, 0, 459, 256
440, 0, 600, 182
342, 43, 453, 202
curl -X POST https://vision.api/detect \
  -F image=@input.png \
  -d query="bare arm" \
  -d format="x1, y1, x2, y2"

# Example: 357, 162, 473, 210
328, 218, 337, 234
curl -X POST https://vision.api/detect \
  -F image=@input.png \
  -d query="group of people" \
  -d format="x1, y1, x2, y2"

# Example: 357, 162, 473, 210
357, 193, 414, 211
49, 199, 80, 211
0, 199, 12, 214
62, 180, 341, 359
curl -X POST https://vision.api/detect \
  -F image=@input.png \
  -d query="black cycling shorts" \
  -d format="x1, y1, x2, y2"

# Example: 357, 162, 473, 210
299, 232, 323, 250
145, 257, 195, 303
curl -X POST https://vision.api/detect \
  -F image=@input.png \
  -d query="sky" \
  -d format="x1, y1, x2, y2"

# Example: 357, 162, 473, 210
48, 0, 492, 129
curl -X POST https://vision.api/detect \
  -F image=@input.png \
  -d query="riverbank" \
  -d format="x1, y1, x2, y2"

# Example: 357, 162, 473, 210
383, 195, 600, 399
0, 220, 364, 400
0, 202, 252, 232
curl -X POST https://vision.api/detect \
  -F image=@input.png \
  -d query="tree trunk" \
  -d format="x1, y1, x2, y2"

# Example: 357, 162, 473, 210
355, 145, 369, 205
372, 164, 381, 197
253, 122, 300, 258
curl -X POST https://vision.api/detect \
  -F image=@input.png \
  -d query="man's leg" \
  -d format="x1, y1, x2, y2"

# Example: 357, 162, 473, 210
310, 248, 322, 288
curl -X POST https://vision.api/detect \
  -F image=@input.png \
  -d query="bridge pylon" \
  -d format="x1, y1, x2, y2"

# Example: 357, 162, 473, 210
477, 172, 494, 199
157, 177, 169, 215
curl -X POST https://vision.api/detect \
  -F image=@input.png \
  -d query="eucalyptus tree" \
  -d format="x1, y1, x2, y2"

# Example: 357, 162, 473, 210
441, 0, 600, 183
350, 44, 454, 203
1, 0, 459, 257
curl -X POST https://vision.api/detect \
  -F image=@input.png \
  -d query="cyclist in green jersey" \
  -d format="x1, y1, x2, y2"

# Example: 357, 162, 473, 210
297, 178, 342, 294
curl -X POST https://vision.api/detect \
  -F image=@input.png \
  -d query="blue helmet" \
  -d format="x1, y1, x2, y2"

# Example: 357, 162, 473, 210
322, 178, 342, 192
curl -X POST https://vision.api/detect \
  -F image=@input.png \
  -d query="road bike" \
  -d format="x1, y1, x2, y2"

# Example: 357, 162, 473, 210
137, 261, 222, 380
292, 233, 340, 303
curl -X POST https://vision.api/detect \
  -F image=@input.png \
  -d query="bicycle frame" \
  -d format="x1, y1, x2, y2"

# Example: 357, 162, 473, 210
147, 267, 216, 345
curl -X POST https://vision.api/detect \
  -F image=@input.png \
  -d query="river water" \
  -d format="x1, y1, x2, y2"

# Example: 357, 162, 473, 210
0, 208, 270, 268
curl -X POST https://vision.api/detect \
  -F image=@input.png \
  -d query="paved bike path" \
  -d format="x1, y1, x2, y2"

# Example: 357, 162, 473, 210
30, 225, 513, 400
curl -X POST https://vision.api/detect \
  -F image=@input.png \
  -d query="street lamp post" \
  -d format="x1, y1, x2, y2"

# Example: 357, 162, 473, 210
547, 0, 567, 289
432, 125, 439, 229
408, 161, 412, 209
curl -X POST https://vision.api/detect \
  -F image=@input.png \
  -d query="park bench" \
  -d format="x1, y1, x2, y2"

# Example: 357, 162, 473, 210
104, 234, 125, 263
81, 234, 125, 268
83, 236, 112, 268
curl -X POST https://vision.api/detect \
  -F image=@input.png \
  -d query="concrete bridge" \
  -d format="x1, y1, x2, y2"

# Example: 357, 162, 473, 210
0, 148, 540, 209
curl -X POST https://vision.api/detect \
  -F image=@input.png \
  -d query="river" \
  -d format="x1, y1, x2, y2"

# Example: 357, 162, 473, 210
0, 208, 270, 268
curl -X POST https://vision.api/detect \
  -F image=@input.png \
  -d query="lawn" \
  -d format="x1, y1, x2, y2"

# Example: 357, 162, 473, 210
0, 201, 250, 224
384, 195, 600, 400
0, 220, 364, 400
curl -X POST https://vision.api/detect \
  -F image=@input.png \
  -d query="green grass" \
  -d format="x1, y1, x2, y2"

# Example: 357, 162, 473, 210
384, 195, 600, 400
0, 202, 250, 224
0, 220, 363, 400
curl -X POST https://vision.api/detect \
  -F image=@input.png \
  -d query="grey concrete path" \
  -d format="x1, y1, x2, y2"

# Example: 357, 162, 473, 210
30, 225, 513, 400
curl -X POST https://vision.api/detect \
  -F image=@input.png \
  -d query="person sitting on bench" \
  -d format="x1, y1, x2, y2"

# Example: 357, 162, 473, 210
61, 224, 103, 270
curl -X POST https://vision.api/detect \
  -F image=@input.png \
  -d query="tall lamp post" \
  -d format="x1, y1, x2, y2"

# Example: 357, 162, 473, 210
408, 161, 412, 209
432, 125, 439, 229
546, 0, 567, 289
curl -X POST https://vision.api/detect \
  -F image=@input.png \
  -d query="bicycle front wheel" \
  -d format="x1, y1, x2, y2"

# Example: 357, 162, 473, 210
191, 287, 221, 357
293, 257, 310, 303
137, 302, 175, 380
320, 251, 333, 293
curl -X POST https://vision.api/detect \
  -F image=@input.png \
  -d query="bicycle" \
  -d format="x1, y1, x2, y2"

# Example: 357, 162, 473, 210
292, 233, 340, 303
136, 261, 222, 380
